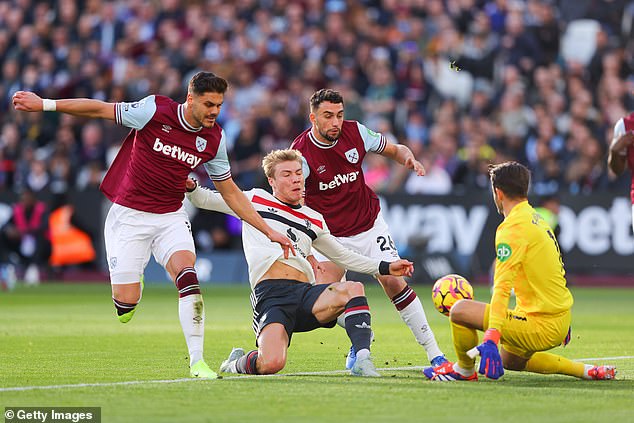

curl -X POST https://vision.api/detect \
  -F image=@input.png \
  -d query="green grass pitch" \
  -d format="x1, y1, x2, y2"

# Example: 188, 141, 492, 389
1, 283, 633, 422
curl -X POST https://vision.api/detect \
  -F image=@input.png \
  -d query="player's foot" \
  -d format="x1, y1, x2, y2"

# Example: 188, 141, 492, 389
190, 360, 218, 379
116, 275, 144, 324
430, 354, 448, 368
345, 331, 374, 370
219, 347, 245, 374
117, 308, 136, 324
351, 356, 381, 377
345, 345, 356, 370
587, 365, 616, 380
423, 361, 477, 382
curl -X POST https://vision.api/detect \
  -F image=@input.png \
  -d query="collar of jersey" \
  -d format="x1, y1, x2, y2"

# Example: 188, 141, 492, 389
309, 130, 338, 149
274, 196, 302, 209
177, 104, 203, 132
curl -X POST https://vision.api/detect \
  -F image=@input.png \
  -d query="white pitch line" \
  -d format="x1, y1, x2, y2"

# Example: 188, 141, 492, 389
1, 356, 631, 392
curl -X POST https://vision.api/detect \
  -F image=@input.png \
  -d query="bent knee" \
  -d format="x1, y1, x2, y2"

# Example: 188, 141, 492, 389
345, 281, 365, 297
448, 299, 469, 324
258, 356, 286, 375
112, 284, 142, 304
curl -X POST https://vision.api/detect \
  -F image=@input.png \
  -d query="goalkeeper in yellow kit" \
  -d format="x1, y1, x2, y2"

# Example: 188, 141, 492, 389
424, 161, 616, 381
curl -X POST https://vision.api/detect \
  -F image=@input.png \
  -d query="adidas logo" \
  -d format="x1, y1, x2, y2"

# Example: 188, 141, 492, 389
355, 322, 371, 329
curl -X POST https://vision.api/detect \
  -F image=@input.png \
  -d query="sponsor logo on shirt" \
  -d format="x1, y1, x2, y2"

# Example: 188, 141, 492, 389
153, 138, 202, 169
496, 243, 512, 262
319, 171, 360, 191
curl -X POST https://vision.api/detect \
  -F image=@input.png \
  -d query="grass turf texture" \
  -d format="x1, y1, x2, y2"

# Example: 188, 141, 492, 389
1, 283, 632, 423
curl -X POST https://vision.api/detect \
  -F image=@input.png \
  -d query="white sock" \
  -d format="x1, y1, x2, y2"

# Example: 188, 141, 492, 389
179, 294, 205, 366
582, 364, 594, 380
356, 348, 370, 361
454, 363, 475, 377
398, 297, 444, 362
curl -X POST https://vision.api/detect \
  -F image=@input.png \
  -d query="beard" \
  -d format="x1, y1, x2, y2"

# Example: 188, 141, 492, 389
318, 127, 341, 142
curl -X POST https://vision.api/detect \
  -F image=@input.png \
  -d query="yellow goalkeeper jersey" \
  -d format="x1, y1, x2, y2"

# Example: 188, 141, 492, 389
489, 201, 573, 331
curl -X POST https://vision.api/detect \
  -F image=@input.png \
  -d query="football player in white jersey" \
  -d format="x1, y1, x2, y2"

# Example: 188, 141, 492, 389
12, 72, 294, 379
186, 149, 414, 376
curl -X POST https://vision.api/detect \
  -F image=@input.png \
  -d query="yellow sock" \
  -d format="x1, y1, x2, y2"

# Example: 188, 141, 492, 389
451, 321, 478, 370
524, 351, 585, 378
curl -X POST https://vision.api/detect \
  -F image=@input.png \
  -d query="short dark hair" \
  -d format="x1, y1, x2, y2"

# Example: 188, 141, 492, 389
188, 71, 228, 96
488, 161, 530, 199
310, 89, 344, 111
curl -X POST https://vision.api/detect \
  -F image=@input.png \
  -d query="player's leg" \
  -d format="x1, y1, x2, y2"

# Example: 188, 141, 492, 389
361, 213, 444, 365
154, 208, 214, 378
499, 312, 616, 380
310, 281, 379, 377
222, 280, 298, 375
105, 204, 148, 323
377, 274, 444, 364
222, 323, 289, 375
314, 260, 345, 285
424, 299, 485, 381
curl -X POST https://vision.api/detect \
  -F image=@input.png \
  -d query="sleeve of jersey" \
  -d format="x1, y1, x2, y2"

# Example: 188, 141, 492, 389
489, 228, 527, 331
312, 234, 380, 275
356, 121, 387, 154
301, 156, 310, 179
114, 95, 157, 130
203, 129, 232, 181
185, 186, 241, 218
613, 118, 625, 138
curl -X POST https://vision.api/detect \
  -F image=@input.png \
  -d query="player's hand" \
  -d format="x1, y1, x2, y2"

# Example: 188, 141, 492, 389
269, 230, 296, 259
405, 156, 426, 176
388, 259, 414, 277
472, 329, 504, 379
307, 255, 326, 277
185, 178, 197, 192
12, 91, 44, 112
610, 132, 634, 155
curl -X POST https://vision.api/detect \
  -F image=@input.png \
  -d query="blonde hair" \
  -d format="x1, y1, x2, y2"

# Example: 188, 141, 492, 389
262, 149, 303, 178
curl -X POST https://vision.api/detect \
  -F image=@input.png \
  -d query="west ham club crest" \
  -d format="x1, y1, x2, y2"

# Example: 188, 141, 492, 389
345, 148, 359, 164
195, 136, 207, 152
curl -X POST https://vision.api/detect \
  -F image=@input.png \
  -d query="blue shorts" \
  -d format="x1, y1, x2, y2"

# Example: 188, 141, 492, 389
251, 279, 338, 345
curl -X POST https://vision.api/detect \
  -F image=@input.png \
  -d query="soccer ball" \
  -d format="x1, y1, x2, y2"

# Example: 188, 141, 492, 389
431, 274, 474, 316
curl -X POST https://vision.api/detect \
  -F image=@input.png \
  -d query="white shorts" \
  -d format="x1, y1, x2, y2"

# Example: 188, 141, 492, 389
104, 203, 195, 284
313, 211, 401, 264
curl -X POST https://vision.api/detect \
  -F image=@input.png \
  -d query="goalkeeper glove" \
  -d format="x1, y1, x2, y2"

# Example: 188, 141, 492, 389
476, 329, 504, 380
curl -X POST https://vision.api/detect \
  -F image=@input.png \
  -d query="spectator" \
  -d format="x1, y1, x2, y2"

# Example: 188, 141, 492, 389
0, 0, 631, 205
0, 188, 50, 285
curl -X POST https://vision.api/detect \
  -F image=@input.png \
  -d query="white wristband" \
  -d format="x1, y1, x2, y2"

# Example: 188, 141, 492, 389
42, 99, 57, 112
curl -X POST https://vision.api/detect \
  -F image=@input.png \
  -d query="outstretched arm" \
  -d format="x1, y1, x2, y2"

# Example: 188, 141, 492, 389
380, 142, 425, 176
12, 91, 115, 120
313, 233, 413, 277
212, 178, 295, 258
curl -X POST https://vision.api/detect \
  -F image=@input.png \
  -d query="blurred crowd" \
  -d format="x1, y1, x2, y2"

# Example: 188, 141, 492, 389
1, 0, 634, 256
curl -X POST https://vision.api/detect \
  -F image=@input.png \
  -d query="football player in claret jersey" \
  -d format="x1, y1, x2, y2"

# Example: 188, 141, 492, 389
186, 149, 415, 377
424, 162, 616, 382
12, 72, 294, 379
607, 111, 634, 232
291, 89, 447, 369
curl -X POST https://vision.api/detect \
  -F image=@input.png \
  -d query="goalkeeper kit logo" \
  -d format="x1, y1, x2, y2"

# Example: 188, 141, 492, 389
496, 243, 512, 262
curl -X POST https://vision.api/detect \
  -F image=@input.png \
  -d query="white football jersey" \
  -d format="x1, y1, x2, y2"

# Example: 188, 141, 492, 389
186, 187, 381, 288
